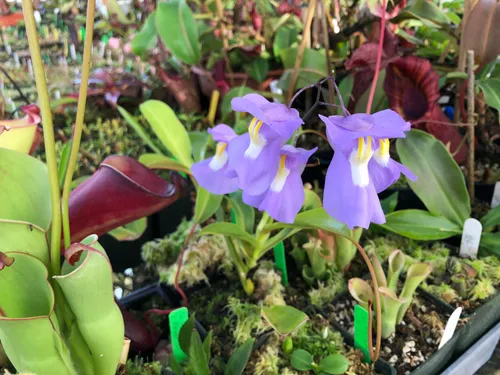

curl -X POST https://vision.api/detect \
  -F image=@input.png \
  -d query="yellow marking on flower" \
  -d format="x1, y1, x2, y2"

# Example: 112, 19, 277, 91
357, 137, 364, 160
270, 155, 290, 192
356, 136, 372, 162
245, 117, 266, 159
350, 136, 374, 187
374, 138, 390, 167
215, 142, 227, 156
209, 141, 228, 171
379, 138, 390, 157
249, 118, 264, 143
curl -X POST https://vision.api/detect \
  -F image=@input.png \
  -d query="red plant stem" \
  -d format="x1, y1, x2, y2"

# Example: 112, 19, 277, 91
365, 0, 387, 114
174, 223, 198, 307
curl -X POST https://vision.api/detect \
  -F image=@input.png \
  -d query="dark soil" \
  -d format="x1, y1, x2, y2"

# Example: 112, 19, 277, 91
327, 293, 460, 375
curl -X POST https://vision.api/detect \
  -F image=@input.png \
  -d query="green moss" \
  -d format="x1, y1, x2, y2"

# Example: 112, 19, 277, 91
308, 274, 346, 308
421, 282, 459, 303
293, 321, 344, 360
471, 279, 497, 301
125, 358, 162, 375
253, 338, 282, 375
226, 297, 267, 345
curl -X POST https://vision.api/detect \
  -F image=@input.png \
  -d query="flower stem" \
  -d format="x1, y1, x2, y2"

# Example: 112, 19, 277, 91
365, 0, 386, 115
61, 0, 96, 249
21, 0, 61, 276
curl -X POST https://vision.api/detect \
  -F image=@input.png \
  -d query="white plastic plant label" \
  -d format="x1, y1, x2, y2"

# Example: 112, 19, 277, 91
491, 181, 500, 208
439, 307, 462, 349
459, 218, 482, 258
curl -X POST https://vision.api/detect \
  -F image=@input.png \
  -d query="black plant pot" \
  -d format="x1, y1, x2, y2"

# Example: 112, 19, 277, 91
103, 197, 193, 272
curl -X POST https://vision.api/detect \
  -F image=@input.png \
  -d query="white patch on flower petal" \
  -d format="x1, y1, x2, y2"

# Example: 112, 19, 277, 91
245, 118, 267, 160
270, 155, 290, 192
349, 137, 373, 187
209, 142, 228, 171
373, 138, 390, 167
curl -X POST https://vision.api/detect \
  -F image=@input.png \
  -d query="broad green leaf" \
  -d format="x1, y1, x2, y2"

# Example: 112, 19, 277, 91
170, 356, 184, 375
0, 252, 76, 374
202, 330, 212, 362
55, 237, 124, 375
244, 57, 269, 83
395, 0, 450, 27
261, 306, 309, 335
265, 208, 351, 238
139, 153, 192, 175
189, 330, 209, 375
228, 191, 255, 233
395, 28, 425, 46
194, 188, 223, 223
200, 222, 258, 248
58, 141, 72, 190
131, 12, 158, 57
0, 221, 49, 267
179, 314, 196, 355
221, 86, 257, 118
381, 192, 399, 214
117, 105, 163, 155
139, 100, 193, 167
273, 25, 298, 60
481, 205, 500, 230
0, 148, 51, 230
338, 74, 354, 105
279, 48, 328, 90
290, 349, 314, 371
355, 70, 387, 113
156, 0, 200, 65
396, 130, 470, 226
382, 209, 462, 240
224, 338, 255, 375
476, 79, 500, 122
479, 232, 500, 257
319, 354, 350, 374
108, 217, 147, 241
189, 131, 210, 162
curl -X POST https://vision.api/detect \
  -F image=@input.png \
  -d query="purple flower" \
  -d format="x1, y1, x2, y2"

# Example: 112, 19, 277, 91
228, 94, 303, 195
242, 145, 316, 223
191, 124, 239, 194
320, 109, 417, 229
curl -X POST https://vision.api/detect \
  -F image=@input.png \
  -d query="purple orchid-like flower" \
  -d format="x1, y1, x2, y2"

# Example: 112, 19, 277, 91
320, 109, 417, 229
191, 124, 239, 194
228, 94, 303, 195
242, 145, 316, 223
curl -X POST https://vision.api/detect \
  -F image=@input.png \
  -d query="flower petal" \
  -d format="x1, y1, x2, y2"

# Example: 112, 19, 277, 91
208, 124, 237, 143
191, 158, 239, 195
231, 93, 270, 118
369, 158, 417, 193
323, 152, 385, 229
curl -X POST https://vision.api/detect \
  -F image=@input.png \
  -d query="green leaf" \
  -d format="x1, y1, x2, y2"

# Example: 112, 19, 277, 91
273, 26, 298, 60
131, 12, 158, 57
156, 0, 200, 65
139, 153, 192, 175
338, 74, 354, 105
194, 188, 223, 223
200, 222, 258, 247
445, 71, 468, 80
395, 0, 451, 27
481, 205, 500, 230
103, 0, 132, 24
279, 48, 328, 90
170, 356, 184, 375
261, 306, 309, 335
57, 140, 72, 190
54, 237, 124, 374
319, 354, 350, 375
382, 209, 463, 240
189, 330, 210, 375
395, 28, 425, 46
0, 148, 51, 231
0, 252, 78, 374
302, 188, 322, 211
381, 192, 399, 214
476, 79, 500, 122
139, 100, 193, 166
0, 221, 49, 267
108, 218, 147, 241
228, 191, 255, 233
244, 57, 269, 83
479, 232, 500, 257
117, 105, 164, 155
290, 349, 314, 371
202, 330, 213, 362
179, 314, 196, 355
189, 131, 210, 162
265, 208, 351, 238
50, 97, 78, 108
221, 86, 257, 118
396, 130, 470, 226
355, 70, 388, 113
224, 338, 255, 375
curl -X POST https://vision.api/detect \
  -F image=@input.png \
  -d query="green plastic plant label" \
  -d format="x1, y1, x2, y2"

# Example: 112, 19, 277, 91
354, 304, 371, 363
169, 307, 189, 362
273, 242, 288, 286
459, 218, 482, 259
